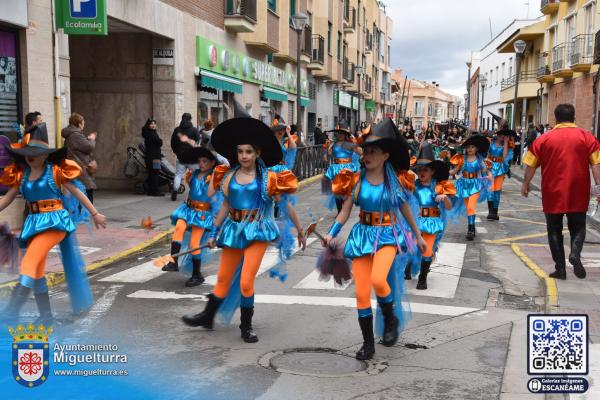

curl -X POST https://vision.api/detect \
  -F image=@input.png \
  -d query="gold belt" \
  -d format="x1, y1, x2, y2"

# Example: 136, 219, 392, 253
26, 199, 64, 214
420, 207, 441, 218
334, 158, 353, 164
359, 210, 394, 226
489, 156, 504, 163
186, 199, 211, 211
462, 171, 480, 179
229, 208, 258, 222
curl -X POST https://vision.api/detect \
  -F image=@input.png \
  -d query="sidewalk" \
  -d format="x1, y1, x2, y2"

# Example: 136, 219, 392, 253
510, 166, 600, 343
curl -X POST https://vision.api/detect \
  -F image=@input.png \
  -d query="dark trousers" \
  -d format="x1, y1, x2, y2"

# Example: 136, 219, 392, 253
85, 189, 94, 204
513, 145, 522, 165
145, 159, 161, 195
545, 213, 586, 268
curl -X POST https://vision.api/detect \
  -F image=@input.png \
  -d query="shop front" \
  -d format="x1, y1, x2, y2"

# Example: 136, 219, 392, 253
335, 89, 357, 129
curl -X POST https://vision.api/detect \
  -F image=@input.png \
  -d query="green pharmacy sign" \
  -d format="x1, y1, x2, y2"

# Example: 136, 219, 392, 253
55, 0, 108, 35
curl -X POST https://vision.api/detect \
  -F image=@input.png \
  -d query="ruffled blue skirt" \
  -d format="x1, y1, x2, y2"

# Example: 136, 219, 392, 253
417, 216, 445, 235
344, 223, 406, 259
455, 177, 486, 199
490, 162, 509, 177
324, 162, 359, 181
20, 209, 76, 247
217, 218, 280, 249
170, 204, 213, 228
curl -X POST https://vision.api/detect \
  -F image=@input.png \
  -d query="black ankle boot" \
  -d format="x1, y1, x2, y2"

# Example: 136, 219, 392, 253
549, 265, 567, 280
239, 307, 259, 343
3, 284, 31, 322
380, 302, 399, 347
162, 242, 181, 272
356, 315, 375, 360
416, 260, 431, 290
569, 255, 586, 279
486, 201, 494, 220
466, 224, 475, 241
186, 258, 205, 287
182, 294, 223, 329
492, 208, 500, 221
404, 264, 412, 280
547, 232, 566, 280
34, 291, 54, 325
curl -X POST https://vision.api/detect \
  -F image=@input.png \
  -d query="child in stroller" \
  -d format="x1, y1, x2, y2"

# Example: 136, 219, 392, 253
124, 143, 186, 195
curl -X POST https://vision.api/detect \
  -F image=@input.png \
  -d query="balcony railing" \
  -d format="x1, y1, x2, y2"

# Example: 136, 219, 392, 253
225, 0, 257, 21
570, 34, 594, 67
365, 32, 373, 53
301, 25, 312, 57
344, 7, 356, 32
552, 43, 569, 72
540, 0, 560, 14
343, 0, 350, 22
343, 59, 355, 83
310, 34, 325, 65
500, 71, 538, 90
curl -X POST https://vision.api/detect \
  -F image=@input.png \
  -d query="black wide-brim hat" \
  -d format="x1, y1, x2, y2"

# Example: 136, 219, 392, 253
496, 128, 517, 138
462, 134, 490, 155
413, 143, 450, 181
363, 118, 410, 171
178, 146, 218, 165
211, 117, 283, 167
6, 123, 67, 163
332, 118, 351, 135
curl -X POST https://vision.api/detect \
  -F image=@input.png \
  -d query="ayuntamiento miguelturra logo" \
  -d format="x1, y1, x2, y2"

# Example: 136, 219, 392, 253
9, 324, 52, 388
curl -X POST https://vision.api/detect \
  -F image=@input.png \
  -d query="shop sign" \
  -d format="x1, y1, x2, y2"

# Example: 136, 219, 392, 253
196, 36, 307, 96
55, 0, 108, 35
153, 48, 174, 65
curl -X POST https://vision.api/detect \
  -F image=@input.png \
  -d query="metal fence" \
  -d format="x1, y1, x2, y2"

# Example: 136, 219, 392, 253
292, 145, 330, 181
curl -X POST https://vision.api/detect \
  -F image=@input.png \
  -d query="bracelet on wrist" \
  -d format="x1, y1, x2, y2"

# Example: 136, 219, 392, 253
327, 221, 343, 238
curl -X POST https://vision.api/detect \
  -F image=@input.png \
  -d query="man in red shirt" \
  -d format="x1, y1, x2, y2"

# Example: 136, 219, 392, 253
522, 104, 600, 279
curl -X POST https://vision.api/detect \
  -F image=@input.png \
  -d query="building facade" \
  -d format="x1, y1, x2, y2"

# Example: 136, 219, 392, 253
392, 69, 461, 132
2, 0, 392, 190
497, 0, 598, 132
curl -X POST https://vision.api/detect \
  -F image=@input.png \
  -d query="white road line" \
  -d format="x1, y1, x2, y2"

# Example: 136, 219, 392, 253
475, 217, 482, 223
50, 245, 101, 255
71, 285, 123, 337
476, 226, 488, 234
99, 261, 166, 283
405, 242, 467, 298
293, 270, 352, 291
126, 290, 478, 316
570, 344, 600, 400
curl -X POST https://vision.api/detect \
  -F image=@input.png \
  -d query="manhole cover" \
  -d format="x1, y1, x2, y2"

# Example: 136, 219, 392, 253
263, 348, 371, 377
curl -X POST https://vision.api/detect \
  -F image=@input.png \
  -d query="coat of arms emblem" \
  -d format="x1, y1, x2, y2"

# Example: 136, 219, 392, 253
9, 324, 52, 388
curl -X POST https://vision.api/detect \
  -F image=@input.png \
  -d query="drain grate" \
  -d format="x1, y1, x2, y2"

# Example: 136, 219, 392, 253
260, 348, 377, 377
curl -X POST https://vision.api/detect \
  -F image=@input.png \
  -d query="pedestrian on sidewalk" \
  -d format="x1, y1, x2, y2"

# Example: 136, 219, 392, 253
182, 106, 306, 343
323, 118, 427, 360
24, 111, 43, 132
486, 128, 515, 221
521, 103, 600, 280
170, 113, 200, 201
513, 128, 522, 166
0, 123, 107, 325
449, 134, 491, 240
61, 113, 97, 203
314, 120, 326, 145
141, 118, 164, 197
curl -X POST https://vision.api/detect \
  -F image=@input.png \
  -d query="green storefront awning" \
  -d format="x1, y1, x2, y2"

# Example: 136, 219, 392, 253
200, 70, 243, 94
301, 97, 310, 107
263, 87, 288, 102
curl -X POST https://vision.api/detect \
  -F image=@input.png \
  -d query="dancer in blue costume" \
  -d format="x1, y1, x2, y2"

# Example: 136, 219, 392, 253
406, 143, 456, 290
163, 146, 220, 287
449, 134, 491, 241
323, 119, 362, 213
0, 123, 107, 324
486, 128, 515, 221
182, 111, 306, 343
323, 118, 427, 361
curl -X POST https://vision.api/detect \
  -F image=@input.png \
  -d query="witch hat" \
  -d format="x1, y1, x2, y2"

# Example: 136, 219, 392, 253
414, 142, 449, 181
364, 118, 410, 171
462, 134, 490, 156
6, 123, 67, 163
271, 113, 287, 133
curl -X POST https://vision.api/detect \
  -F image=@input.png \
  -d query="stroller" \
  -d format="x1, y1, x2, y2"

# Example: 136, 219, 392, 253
124, 143, 186, 195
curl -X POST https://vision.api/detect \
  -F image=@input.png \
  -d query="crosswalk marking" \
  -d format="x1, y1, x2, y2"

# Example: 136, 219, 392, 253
126, 290, 478, 316
293, 270, 352, 290
50, 245, 101, 255
407, 242, 466, 298
476, 226, 488, 234
99, 261, 165, 283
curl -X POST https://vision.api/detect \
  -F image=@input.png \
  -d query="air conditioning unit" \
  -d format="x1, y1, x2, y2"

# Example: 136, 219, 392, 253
593, 30, 600, 64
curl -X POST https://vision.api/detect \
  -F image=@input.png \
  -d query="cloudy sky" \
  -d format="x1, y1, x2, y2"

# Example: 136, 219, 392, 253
387, 0, 539, 96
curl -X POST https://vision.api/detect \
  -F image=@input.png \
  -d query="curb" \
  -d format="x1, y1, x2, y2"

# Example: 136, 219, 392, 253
511, 244, 558, 313
298, 174, 323, 190
0, 228, 174, 293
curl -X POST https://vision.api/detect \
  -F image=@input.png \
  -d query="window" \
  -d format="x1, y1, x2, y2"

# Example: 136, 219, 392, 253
489, 70, 493, 88
585, 4, 595, 56
566, 15, 576, 59
328, 22, 332, 55
268, 0, 276, 13
290, 0, 296, 16
495, 66, 499, 85
337, 31, 342, 61
509, 58, 513, 77
415, 101, 424, 116
428, 103, 434, 117
501, 62, 505, 81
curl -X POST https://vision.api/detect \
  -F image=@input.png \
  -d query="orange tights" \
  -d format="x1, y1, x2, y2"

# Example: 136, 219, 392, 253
21, 230, 66, 279
173, 219, 204, 256
352, 245, 397, 309
491, 175, 505, 192
213, 241, 269, 298
463, 192, 480, 216
421, 233, 437, 258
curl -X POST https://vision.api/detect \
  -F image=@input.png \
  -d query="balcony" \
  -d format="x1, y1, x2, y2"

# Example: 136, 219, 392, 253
224, 0, 257, 33
500, 70, 540, 103
551, 43, 573, 78
540, 0, 560, 15
343, 59, 355, 83
301, 25, 312, 63
537, 54, 554, 83
569, 34, 594, 73
365, 32, 373, 54
308, 34, 325, 70
243, 8, 279, 52
344, 7, 356, 33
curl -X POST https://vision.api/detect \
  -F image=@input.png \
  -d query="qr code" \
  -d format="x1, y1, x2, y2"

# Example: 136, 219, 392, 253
528, 315, 588, 375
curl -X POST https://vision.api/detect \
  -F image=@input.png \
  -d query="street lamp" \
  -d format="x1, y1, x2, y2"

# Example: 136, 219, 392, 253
466, 61, 472, 128
291, 11, 308, 143
512, 39, 527, 131
479, 75, 487, 131
355, 65, 365, 131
